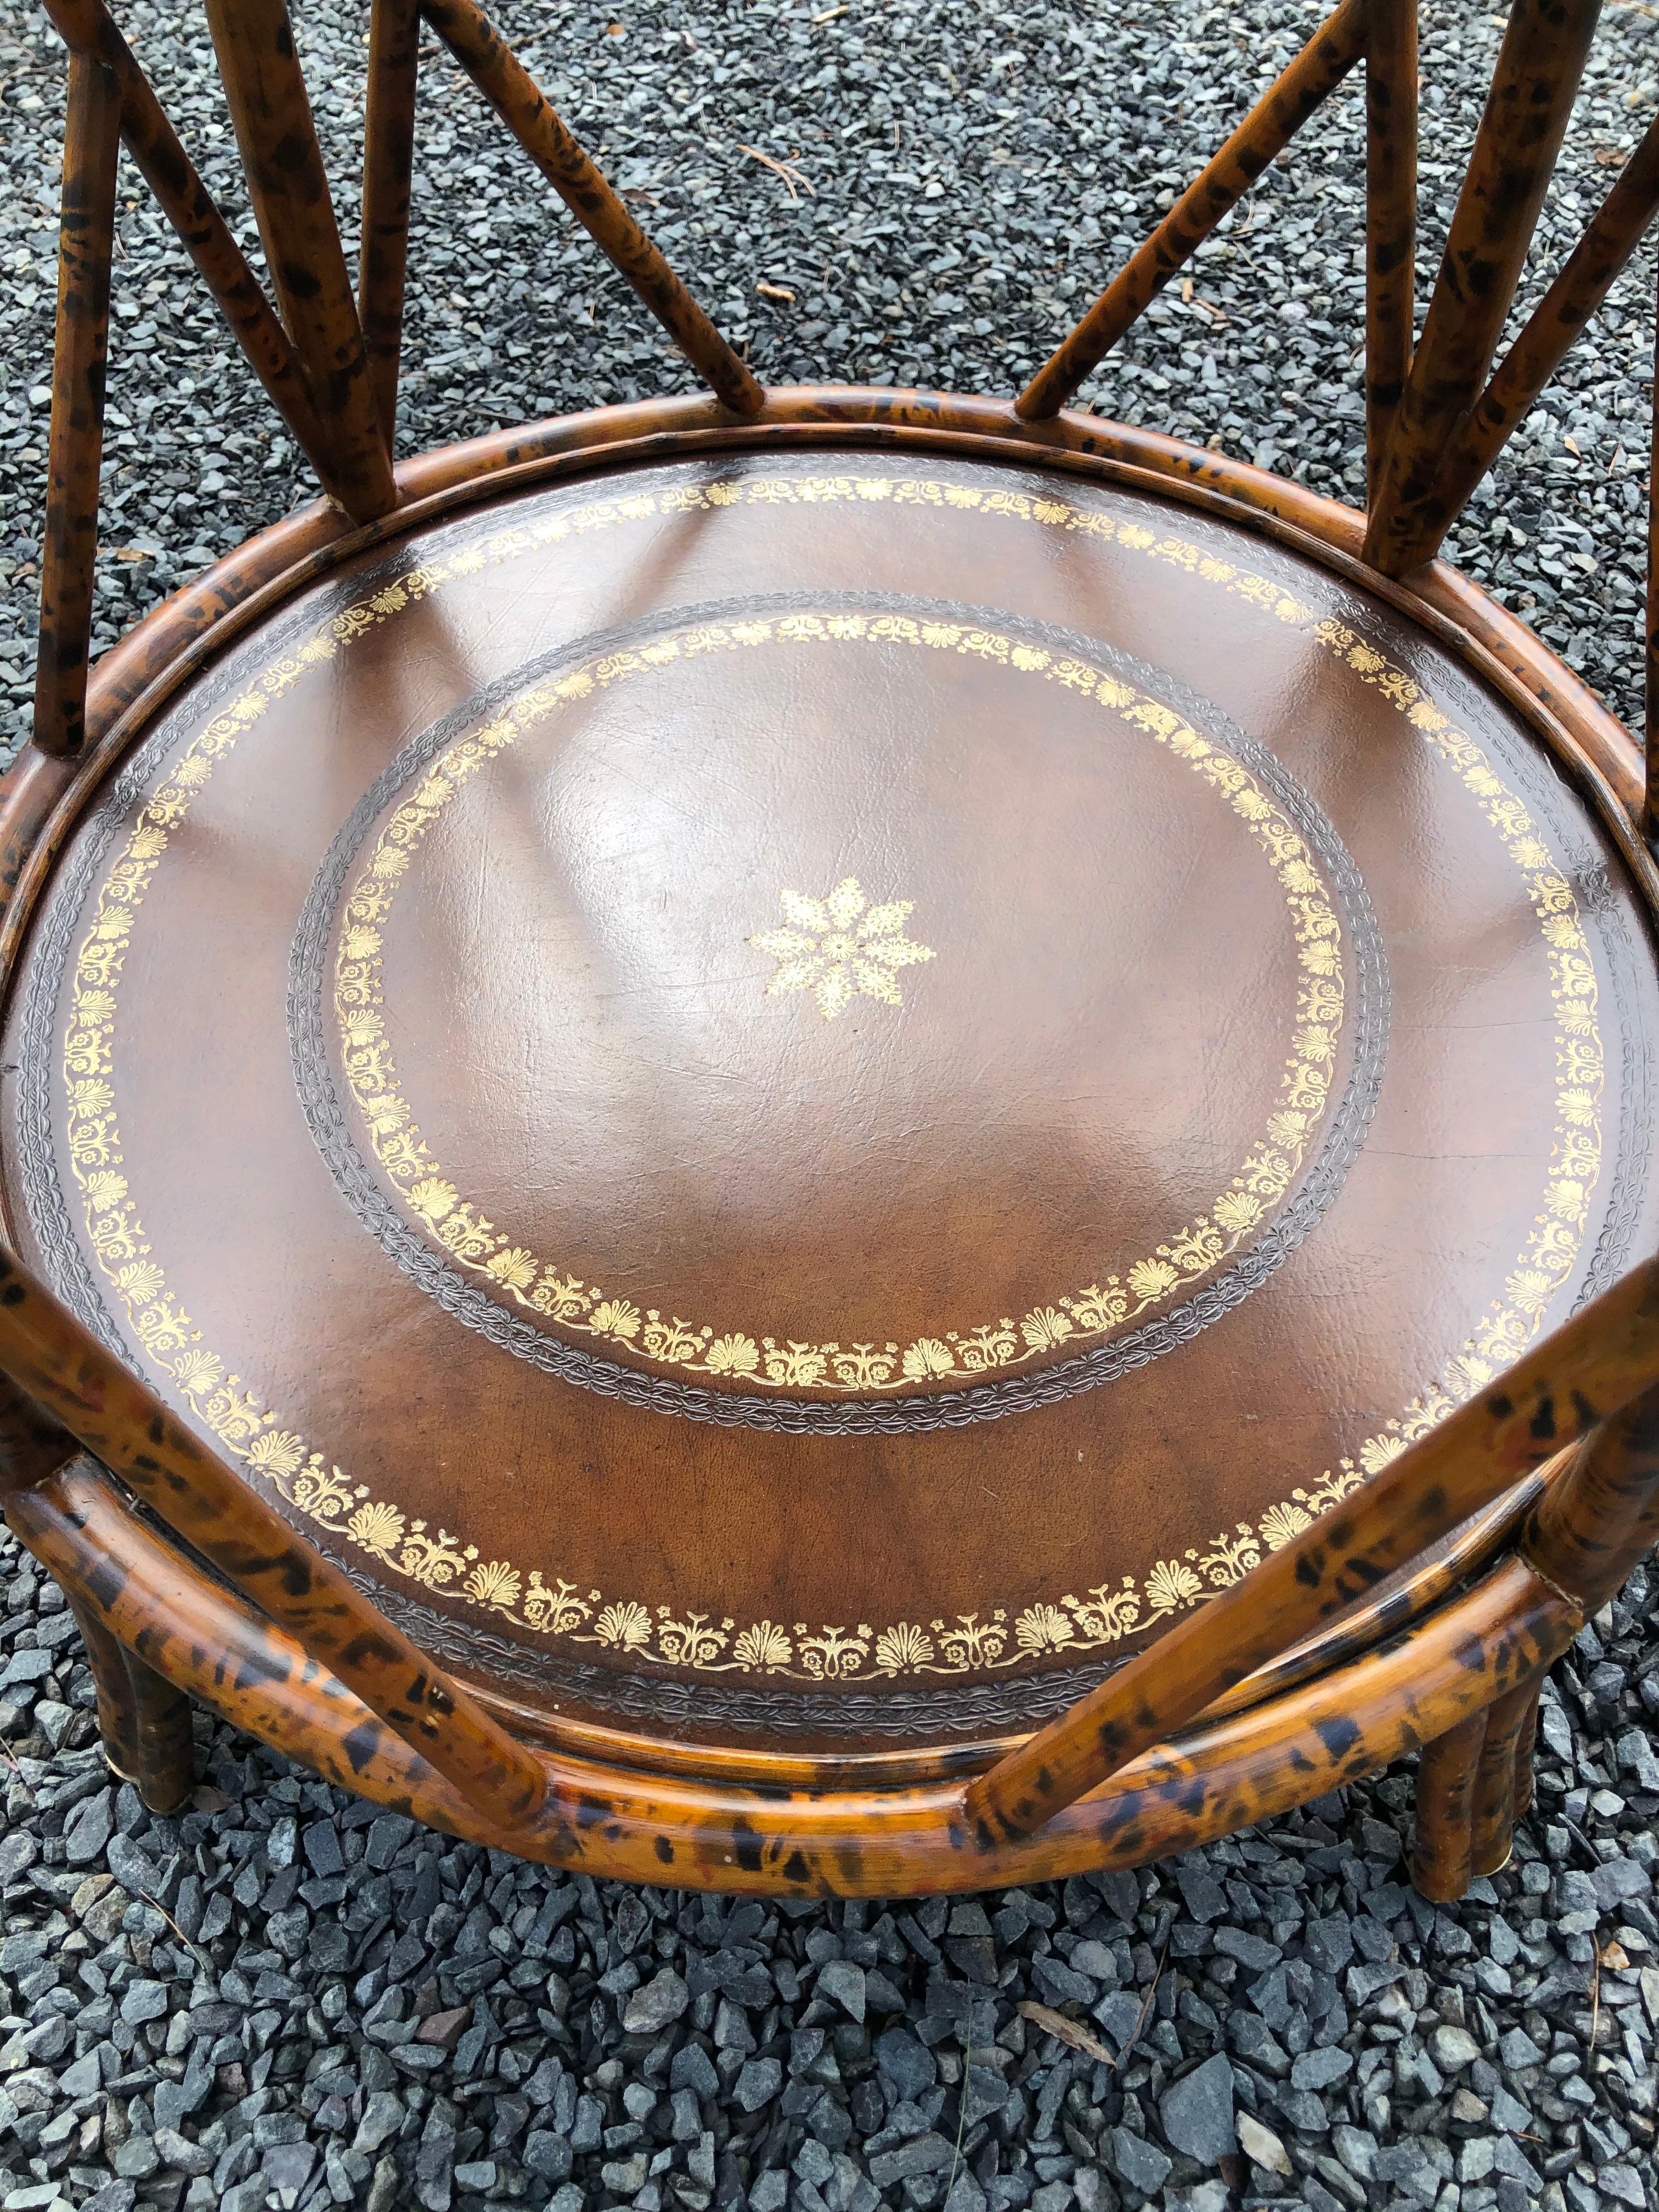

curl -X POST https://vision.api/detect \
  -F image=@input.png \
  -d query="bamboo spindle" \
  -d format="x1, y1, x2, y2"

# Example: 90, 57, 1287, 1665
41, 0, 334, 489
1362, 0, 1602, 575
204, 0, 398, 522
420, 0, 763, 416
1015, 0, 1367, 422
360, 0, 421, 451
1364, 0, 1417, 495
33, 50, 121, 759
0, 1246, 546, 1827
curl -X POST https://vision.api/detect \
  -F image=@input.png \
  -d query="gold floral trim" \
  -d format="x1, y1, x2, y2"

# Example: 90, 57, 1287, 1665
334, 607, 1342, 1395
59, 467, 1602, 1681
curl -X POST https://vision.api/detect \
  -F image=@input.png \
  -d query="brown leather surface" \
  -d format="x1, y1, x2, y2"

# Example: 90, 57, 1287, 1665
5, 448, 1656, 1753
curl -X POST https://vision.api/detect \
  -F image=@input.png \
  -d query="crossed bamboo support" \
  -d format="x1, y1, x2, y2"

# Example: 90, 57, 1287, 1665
963, 1254, 1659, 1885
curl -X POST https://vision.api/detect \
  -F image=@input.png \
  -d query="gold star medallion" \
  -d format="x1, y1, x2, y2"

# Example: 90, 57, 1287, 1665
748, 876, 935, 1020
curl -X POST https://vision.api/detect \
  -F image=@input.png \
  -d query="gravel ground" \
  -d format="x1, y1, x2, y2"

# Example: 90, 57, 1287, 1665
1, 4, 1658, 2212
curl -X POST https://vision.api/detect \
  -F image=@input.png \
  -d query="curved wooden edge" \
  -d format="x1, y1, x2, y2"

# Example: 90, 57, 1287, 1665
2, 386, 1646, 990
9, 1463, 1579, 1894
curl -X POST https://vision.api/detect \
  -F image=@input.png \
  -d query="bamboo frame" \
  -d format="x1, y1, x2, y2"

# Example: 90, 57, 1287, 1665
15, 0, 1659, 1895
0, 1455, 1589, 1893
40, 0, 333, 481
0, 1224, 1653, 1894
0, 1251, 546, 1827
1410, 1711, 1485, 1903
963, 1254, 1659, 1845
1381, 113, 1659, 572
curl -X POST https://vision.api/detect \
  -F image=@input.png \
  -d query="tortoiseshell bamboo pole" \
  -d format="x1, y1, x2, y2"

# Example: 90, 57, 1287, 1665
1410, 1710, 1485, 1903
12, 1466, 1583, 1895
33, 50, 121, 760
1015, 0, 1367, 423
1382, 115, 1659, 573
64, 1592, 151, 1779
963, 1252, 1659, 1846
41, 0, 333, 491
0, 1372, 79, 1494
1364, 0, 1417, 496
202, 0, 397, 522
1469, 1677, 1536, 1875
419, 0, 764, 415
1521, 1378, 1659, 1609
1362, 0, 1602, 575
360, 0, 421, 453
65, 1591, 194, 1809
0, 1247, 546, 1825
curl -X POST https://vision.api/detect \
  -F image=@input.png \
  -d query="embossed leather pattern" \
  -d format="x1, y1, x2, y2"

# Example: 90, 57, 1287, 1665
5, 450, 1655, 1751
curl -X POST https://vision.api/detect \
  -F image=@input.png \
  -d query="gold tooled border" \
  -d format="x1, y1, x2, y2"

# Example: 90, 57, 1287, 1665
337, 610, 1342, 1393
61, 470, 1603, 1684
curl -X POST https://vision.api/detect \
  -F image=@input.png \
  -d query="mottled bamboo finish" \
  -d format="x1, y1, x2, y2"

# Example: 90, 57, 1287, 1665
1522, 1379, 1659, 1611
1015, 0, 1367, 422
1386, 114, 1659, 572
203, 0, 397, 521
0, 1372, 79, 1497
0, 1248, 545, 1825
964, 1253, 1659, 1846
1469, 1677, 1536, 1877
9, 1466, 1582, 1895
1410, 1711, 1485, 1904
1364, 0, 1417, 494
64, 1588, 195, 1811
360, 0, 421, 451
32, 51, 120, 759
40, 0, 333, 482
1363, 0, 1602, 575
419, 0, 763, 416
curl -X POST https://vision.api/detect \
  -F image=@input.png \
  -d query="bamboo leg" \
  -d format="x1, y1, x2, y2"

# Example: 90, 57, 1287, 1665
1364, 0, 1417, 498
1015, 0, 1367, 422
1362, 0, 1602, 574
33, 50, 120, 760
360, 0, 421, 452
41, 0, 333, 488
1412, 1708, 1487, 1903
62, 1593, 193, 1812
204, 0, 397, 523
1470, 1678, 1536, 1876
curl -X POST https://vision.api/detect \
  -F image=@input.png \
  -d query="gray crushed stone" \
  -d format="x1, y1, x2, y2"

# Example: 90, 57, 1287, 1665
0, 1, 1657, 2209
